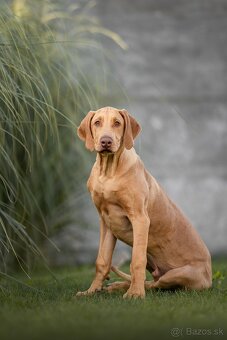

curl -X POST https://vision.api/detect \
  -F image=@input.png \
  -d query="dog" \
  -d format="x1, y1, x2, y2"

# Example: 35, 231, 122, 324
76, 106, 212, 299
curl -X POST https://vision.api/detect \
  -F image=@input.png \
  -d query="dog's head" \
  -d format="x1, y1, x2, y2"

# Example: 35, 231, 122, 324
77, 107, 141, 153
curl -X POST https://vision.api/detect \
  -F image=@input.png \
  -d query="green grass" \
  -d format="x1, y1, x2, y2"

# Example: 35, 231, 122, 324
0, 0, 126, 272
0, 258, 226, 340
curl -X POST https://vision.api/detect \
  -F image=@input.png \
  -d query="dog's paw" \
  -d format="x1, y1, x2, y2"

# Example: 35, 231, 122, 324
103, 281, 130, 293
75, 288, 102, 297
123, 287, 145, 299
75, 290, 91, 297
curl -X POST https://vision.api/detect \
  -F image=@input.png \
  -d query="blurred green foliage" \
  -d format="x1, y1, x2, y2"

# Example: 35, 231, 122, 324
0, 0, 125, 274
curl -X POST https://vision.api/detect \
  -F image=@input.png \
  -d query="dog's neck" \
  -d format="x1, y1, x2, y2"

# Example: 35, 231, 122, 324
96, 146, 137, 178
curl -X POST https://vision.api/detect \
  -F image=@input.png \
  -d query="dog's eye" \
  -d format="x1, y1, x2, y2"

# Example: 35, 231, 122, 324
94, 120, 101, 127
114, 121, 121, 127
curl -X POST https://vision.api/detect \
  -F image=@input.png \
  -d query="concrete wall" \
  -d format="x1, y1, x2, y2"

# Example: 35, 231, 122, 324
47, 0, 227, 265
94, 0, 227, 254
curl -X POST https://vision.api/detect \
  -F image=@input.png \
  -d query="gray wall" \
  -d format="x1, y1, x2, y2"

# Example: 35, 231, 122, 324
95, 0, 227, 254
47, 0, 227, 265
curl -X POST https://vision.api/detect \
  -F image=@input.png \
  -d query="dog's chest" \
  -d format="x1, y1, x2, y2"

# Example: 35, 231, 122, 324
89, 177, 132, 242
90, 178, 114, 203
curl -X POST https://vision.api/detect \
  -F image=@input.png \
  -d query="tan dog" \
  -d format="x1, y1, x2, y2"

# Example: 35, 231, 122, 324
76, 106, 212, 299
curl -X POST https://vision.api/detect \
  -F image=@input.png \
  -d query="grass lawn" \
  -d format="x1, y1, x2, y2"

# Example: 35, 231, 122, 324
0, 258, 226, 340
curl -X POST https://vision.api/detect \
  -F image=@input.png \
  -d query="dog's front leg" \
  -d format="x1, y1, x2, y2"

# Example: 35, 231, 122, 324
76, 218, 116, 296
124, 215, 149, 299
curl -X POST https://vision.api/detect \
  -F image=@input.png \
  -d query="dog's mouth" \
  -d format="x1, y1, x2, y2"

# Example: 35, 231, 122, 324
99, 148, 114, 154
98, 142, 114, 154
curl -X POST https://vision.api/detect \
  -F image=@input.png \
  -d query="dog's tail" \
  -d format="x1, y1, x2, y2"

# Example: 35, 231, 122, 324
111, 266, 131, 281
111, 266, 155, 288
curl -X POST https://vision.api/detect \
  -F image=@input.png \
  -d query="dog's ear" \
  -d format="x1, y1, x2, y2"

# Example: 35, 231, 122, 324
119, 109, 141, 150
77, 111, 96, 151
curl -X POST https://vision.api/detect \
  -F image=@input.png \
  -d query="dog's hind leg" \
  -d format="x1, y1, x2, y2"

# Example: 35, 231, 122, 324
111, 265, 211, 290
103, 266, 130, 292
111, 266, 156, 289
145, 265, 212, 290
104, 281, 130, 293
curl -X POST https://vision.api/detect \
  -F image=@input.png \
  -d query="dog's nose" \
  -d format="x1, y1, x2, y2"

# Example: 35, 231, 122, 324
100, 136, 113, 149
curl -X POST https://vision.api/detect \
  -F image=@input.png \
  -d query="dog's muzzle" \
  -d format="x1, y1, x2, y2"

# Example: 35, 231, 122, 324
99, 136, 113, 152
